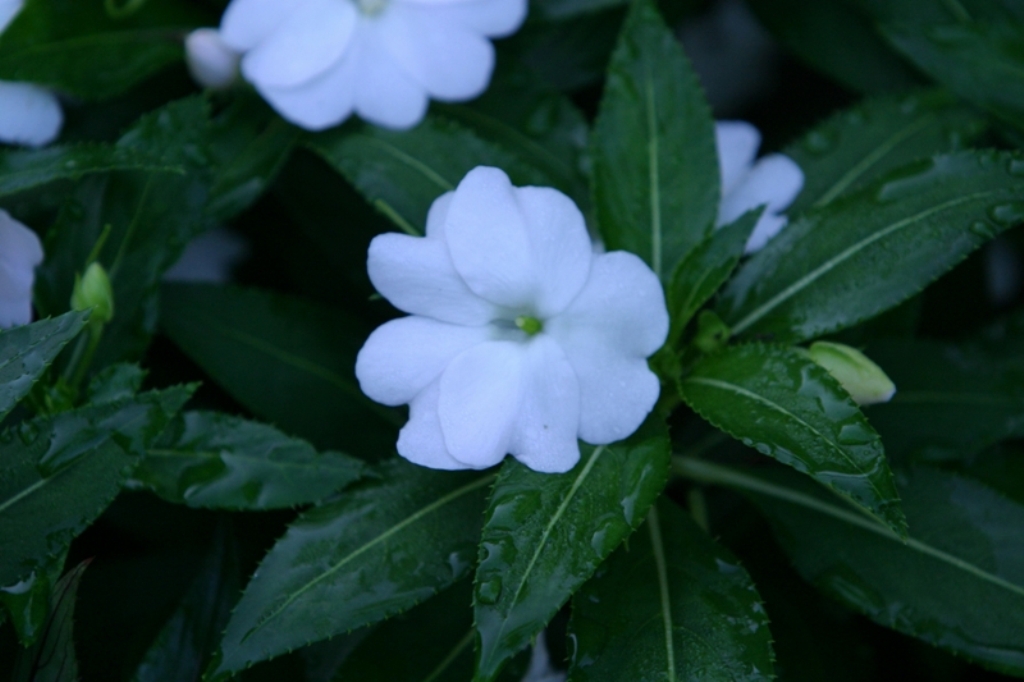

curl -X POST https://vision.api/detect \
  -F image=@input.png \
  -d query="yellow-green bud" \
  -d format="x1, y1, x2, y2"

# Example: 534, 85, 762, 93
71, 262, 114, 324
808, 341, 895, 406
693, 310, 731, 354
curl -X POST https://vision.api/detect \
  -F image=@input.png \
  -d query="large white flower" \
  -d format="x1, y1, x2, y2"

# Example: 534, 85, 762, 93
217, 0, 528, 131
0, 0, 62, 147
355, 167, 668, 474
716, 120, 803, 254
0, 209, 43, 328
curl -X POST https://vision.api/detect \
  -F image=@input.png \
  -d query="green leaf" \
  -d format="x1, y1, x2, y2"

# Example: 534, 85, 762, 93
591, 0, 718, 282
473, 423, 671, 681
307, 116, 552, 235
0, 143, 184, 199
11, 561, 88, 682
568, 499, 774, 682
678, 458, 1024, 677
882, 20, 1024, 130
0, 550, 66, 647
131, 411, 366, 510
210, 460, 493, 679
0, 386, 191, 588
666, 210, 759, 346
679, 343, 905, 534
159, 283, 397, 454
132, 525, 239, 682
785, 89, 988, 215
0, 311, 86, 421
85, 362, 147, 405
865, 337, 1024, 462
34, 96, 213, 365
716, 150, 1024, 344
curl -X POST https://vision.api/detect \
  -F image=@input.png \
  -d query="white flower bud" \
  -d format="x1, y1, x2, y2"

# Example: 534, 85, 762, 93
185, 28, 240, 90
807, 341, 896, 406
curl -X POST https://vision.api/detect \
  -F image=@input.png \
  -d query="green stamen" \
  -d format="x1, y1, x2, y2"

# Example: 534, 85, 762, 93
515, 316, 543, 336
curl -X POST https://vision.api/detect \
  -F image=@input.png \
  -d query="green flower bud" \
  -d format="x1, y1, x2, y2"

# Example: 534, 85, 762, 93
694, 310, 731, 354
808, 341, 895, 406
71, 262, 114, 324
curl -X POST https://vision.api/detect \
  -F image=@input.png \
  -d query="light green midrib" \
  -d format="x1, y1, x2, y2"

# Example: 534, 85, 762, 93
421, 629, 474, 682
144, 448, 354, 472
647, 505, 677, 680
0, 163, 181, 196
365, 138, 455, 192
675, 457, 1024, 599
682, 375, 890, 510
483, 446, 607, 665
813, 116, 935, 208
730, 190, 996, 335
242, 474, 496, 640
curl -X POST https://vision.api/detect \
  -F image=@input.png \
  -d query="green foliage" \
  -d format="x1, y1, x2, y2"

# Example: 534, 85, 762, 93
568, 499, 774, 681
591, 0, 718, 281
0, 311, 85, 420
473, 423, 671, 681
11, 561, 89, 682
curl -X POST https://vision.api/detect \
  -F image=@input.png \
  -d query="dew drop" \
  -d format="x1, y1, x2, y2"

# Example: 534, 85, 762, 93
802, 129, 837, 155
1007, 158, 1024, 177
476, 577, 502, 605
968, 220, 997, 240
987, 202, 1024, 228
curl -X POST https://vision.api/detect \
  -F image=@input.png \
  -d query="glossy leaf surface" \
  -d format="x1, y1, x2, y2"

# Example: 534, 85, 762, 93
680, 344, 905, 534
11, 561, 88, 682
473, 423, 671, 681
210, 460, 493, 679
568, 499, 773, 682
160, 283, 396, 454
0, 312, 86, 421
785, 89, 987, 214
717, 151, 1024, 343
591, 0, 718, 281
0, 387, 191, 587
132, 411, 366, 510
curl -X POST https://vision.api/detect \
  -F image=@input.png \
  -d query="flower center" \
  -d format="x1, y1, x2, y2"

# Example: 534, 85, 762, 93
514, 315, 543, 336
354, 0, 389, 15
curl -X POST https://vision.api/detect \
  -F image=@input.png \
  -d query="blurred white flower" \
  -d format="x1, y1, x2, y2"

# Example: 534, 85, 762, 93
716, 120, 803, 254
0, 209, 43, 328
356, 167, 668, 473
217, 0, 528, 131
164, 227, 249, 284
0, 0, 62, 148
185, 28, 241, 90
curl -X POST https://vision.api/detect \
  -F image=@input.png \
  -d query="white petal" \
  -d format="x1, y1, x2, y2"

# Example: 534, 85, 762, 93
397, 380, 475, 470
0, 0, 23, 34
546, 251, 667, 444
241, 0, 356, 88
743, 213, 787, 254
0, 81, 62, 148
220, 0, 301, 51
0, 293, 32, 328
163, 227, 248, 283
258, 40, 358, 131
0, 210, 42, 329
379, 6, 494, 101
438, 340, 523, 468
355, 315, 490, 406
508, 335, 581, 473
367, 232, 496, 325
353, 25, 429, 129
185, 29, 240, 90
715, 120, 760, 197
0, 210, 43, 272
398, 0, 527, 37
718, 153, 804, 227
425, 191, 454, 239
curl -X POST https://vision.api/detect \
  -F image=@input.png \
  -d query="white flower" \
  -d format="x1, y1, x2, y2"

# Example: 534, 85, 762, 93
0, 0, 62, 148
0, 209, 43, 328
355, 167, 668, 474
217, 0, 528, 131
716, 120, 803, 254
185, 28, 241, 90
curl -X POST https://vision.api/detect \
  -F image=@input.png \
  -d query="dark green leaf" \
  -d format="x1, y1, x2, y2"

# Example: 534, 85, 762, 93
210, 460, 493, 679
666, 210, 759, 346
0, 551, 66, 647
717, 150, 1024, 344
473, 423, 671, 681
785, 89, 988, 214
568, 498, 774, 682
0, 143, 183, 199
591, 0, 718, 282
132, 524, 239, 682
0, 311, 86, 421
12, 561, 88, 682
679, 458, 1024, 677
0, 386, 190, 587
131, 411, 366, 510
85, 362, 147, 405
159, 283, 397, 454
35, 96, 212, 365
679, 343, 905, 534
307, 116, 551, 235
